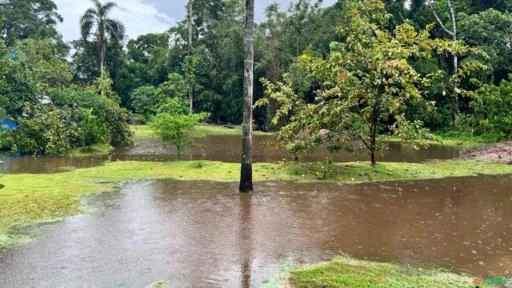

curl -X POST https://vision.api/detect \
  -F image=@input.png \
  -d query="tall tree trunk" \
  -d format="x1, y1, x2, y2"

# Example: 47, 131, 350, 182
187, 0, 194, 114
370, 108, 377, 166
432, 0, 459, 123
449, 0, 459, 123
100, 40, 106, 76
240, 0, 255, 193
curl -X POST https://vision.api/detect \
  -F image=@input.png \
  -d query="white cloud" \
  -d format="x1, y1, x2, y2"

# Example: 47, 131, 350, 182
54, 0, 176, 43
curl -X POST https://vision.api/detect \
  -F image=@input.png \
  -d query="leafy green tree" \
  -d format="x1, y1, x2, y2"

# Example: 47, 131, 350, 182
80, 0, 125, 74
157, 97, 189, 115
260, 0, 457, 165
149, 112, 206, 160
158, 73, 188, 99
15, 39, 72, 92
0, 40, 37, 116
126, 33, 170, 85
459, 9, 512, 83
130, 86, 160, 119
0, 0, 66, 52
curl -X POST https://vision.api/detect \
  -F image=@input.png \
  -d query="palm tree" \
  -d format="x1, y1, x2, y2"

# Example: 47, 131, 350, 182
187, 0, 194, 114
80, 0, 125, 75
239, 0, 255, 193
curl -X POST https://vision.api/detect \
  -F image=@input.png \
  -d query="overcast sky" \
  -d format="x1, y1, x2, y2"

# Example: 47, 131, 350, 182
54, 0, 337, 43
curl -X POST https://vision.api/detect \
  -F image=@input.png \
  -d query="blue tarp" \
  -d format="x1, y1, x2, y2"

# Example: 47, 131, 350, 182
1, 117, 16, 130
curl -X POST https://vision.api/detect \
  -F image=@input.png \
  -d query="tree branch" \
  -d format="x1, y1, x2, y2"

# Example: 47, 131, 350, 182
432, 7, 454, 37
359, 135, 371, 151
447, 0, 457, 40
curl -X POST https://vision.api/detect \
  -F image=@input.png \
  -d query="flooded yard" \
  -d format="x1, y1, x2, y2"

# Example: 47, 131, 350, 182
0, 135, 460, 174
1, 175, 511, 287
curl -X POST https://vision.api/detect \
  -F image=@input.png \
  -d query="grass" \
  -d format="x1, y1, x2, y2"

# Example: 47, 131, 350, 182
287, 256, 474, 288
130, 124, 269, 139
1, 159, 512, 248
381, 131, 493, 149
68, 144, 114, 157
432, 131, 495, 148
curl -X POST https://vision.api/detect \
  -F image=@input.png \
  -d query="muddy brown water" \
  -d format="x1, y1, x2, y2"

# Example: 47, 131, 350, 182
0, 135, 460, 174
1, 175, 512, 287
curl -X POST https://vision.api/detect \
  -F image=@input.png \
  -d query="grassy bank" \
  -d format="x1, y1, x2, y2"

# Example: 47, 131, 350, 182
130, 124, 269, 139
287, 256, 474, 288
382, 131, 493, 149
1, 160, 512, 248
68, 144, 114, 157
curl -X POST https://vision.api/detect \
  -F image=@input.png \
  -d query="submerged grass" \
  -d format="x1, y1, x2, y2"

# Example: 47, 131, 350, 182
1, 159, 512, 247
288, 256, 474, 288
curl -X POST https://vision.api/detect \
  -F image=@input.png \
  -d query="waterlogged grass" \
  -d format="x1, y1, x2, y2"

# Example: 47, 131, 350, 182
288, 256, 474, 288
1, 160, 512, 247
285, 160, 512, 182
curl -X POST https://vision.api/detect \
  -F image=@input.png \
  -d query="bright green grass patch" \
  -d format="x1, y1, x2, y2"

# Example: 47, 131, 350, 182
68, 144, 114, 157
131, 124, 158, 139
288, 256, 474, 288
381, 131, 493, 149
432, 131, 494, 148
130, 124, 269, 139
1, 160, 511, 247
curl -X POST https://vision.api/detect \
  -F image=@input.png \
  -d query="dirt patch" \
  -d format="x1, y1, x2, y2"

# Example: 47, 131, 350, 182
459, 141, 512, 163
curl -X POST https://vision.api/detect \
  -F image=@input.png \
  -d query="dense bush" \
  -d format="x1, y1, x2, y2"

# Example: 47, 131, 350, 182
470, 78, 512, 141
12, 105, 80, 155
10, 86, 131, 155
50, 86, 132, 147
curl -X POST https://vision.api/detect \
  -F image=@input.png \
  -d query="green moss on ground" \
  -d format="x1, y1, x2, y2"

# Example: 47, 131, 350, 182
1, 160, 511, 247
288, 256, 474, 288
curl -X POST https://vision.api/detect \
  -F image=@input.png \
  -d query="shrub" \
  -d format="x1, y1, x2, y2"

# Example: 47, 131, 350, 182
50, 85, 132, 147
471, 78, 512, 141
149, 112, 207, 159
12, 105, 77, 155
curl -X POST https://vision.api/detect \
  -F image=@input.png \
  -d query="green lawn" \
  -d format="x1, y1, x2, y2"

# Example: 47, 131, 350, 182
288, 256, 474, 288
130, 124, 269, 139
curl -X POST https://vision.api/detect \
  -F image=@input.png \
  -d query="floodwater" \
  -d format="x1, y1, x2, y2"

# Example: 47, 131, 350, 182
0, 135, 460, 174
1, 175, 512, 287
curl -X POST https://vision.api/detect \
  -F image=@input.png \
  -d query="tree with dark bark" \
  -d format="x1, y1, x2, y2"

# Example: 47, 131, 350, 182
80, 0, 125, 76
239, 0, 255, 192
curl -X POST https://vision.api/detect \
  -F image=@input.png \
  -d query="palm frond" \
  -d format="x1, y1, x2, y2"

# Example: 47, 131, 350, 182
80, 8, 97, 40
106, 18, 125, 42
100, 2, 117, 17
